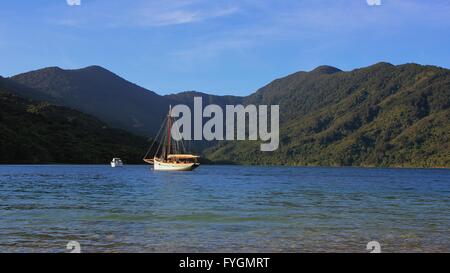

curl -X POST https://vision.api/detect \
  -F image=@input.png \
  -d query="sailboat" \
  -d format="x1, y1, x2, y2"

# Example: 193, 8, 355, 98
143, 106, 200, 171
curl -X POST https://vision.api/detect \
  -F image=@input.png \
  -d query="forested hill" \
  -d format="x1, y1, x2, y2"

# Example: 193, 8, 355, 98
6, 62, 450, 167
10, 66, 238, 136
205, 63, 450, 168
0, 76, 150, 164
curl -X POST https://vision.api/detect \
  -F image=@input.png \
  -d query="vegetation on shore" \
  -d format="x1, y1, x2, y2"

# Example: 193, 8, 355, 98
0, 78, 150, 164
205, 63, 450, 168
4, 62, 450, 167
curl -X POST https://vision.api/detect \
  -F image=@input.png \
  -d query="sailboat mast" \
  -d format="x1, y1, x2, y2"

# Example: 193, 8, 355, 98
167, 105, 172, 159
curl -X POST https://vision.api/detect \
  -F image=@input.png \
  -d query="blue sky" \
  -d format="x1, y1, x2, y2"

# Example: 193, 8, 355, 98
0, 0, 449, 96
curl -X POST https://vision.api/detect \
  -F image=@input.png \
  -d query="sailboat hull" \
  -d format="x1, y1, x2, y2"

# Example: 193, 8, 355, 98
153, 160, 200, 171
143, 107, 200, 171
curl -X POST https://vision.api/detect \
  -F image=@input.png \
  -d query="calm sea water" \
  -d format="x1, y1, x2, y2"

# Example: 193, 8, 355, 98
0, 165, 449, 253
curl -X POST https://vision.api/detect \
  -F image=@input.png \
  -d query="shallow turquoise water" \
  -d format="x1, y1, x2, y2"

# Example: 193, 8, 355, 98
0, 165, 449, 252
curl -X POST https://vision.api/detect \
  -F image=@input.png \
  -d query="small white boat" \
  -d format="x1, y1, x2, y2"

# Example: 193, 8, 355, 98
110, 158, 123, 168
143, 106, 200, 171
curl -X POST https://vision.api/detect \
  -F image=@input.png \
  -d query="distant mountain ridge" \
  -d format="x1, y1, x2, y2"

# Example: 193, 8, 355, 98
11, 66, 239, 136
7, 62, 450, 167
216, 62, 450, 167
11, 66, 168, 136
0, 76, 150, 164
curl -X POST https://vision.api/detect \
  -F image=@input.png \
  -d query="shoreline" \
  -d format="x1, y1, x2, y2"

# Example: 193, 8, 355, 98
0, 162, 448, 170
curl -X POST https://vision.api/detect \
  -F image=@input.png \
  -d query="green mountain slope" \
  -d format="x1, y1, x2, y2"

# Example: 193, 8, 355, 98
11, 66, 169, 136
205, 63, 450, 167
7, 63, 450, 167
0, 77, 150, 164
11, 67, 240, 137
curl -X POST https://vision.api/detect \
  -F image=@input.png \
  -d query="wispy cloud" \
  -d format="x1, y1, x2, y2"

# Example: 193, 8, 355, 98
169, 0, 450, 61
51, 0, 239, 28
172, 37, 252, 61
134, 4, 239, 27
